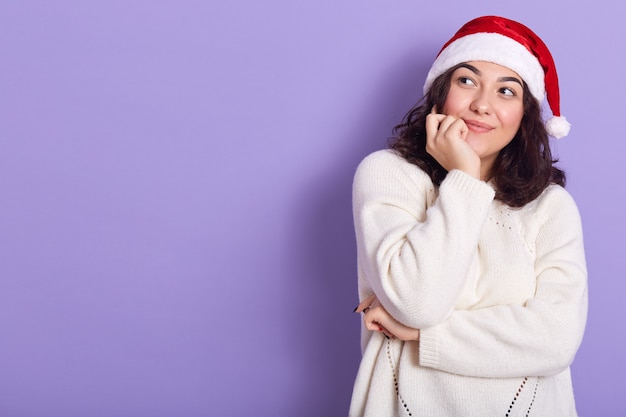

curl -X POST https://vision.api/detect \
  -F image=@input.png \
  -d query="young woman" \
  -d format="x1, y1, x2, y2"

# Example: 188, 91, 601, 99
350, 16, 587, 416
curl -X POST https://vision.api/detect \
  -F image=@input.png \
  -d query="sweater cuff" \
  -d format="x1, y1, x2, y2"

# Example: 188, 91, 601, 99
442, 170, 496, 202
418, 326, 440, 369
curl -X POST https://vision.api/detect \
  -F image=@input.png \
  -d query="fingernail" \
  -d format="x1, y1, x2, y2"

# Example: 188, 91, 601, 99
353, 306, 359, 313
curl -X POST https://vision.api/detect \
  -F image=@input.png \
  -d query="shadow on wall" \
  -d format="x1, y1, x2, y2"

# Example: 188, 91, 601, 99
284, 45, 435, 416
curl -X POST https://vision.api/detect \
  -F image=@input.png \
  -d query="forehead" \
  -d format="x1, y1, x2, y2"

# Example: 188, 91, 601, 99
458, 61, 523, 81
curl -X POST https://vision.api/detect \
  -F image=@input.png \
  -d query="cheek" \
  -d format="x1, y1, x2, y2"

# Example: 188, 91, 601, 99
499, 108, 524, 129
441, 91, 464, 115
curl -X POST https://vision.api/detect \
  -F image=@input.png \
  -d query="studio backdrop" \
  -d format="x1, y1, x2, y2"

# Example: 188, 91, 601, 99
0, 1, 622, 416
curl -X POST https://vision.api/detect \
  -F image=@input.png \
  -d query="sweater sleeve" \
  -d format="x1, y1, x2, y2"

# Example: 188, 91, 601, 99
418, 186, 588, 378
353, 150, 495, 328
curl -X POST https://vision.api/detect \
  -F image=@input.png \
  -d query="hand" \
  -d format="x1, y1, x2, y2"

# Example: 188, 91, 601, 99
425, 107, 481, 179
355, 295, 420, 342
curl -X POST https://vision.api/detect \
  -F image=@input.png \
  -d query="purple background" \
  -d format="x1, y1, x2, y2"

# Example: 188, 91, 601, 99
0, 1, 621, 416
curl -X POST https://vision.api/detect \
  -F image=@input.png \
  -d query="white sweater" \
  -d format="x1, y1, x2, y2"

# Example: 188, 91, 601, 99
349, 150, 588, 417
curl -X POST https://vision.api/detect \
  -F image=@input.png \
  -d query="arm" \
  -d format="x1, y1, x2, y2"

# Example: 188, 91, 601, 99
418, 187, 588, 378
353, 150, 495, 329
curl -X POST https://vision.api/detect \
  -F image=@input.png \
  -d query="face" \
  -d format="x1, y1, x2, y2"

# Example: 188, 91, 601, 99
442, 61, 525, 177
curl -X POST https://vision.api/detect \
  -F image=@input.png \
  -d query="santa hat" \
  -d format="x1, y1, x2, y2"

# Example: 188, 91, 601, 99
423, 16, 570, 138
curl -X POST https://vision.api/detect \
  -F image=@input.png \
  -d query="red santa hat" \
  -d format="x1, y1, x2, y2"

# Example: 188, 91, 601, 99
423, 16, 570, 138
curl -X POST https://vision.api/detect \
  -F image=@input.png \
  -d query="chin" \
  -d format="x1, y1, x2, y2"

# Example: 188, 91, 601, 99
465, 139, 486, 154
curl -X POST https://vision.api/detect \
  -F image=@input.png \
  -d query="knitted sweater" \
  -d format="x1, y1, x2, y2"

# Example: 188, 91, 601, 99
349, 150, 588, 417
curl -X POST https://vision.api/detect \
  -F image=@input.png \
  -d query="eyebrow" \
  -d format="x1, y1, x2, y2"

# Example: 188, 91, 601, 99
457, 63, 524, 86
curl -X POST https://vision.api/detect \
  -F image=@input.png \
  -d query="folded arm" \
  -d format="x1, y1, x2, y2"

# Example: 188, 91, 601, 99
353, 150, 495, 328
418, 187, 588, 378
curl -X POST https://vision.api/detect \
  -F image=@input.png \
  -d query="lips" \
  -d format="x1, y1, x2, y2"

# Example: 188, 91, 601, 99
464, 119, 494, 133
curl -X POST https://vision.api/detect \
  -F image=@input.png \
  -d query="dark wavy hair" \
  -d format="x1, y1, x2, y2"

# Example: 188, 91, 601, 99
389, 63, 565, 208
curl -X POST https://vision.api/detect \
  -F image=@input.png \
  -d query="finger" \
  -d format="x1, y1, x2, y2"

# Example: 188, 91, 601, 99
425, 113, 446, 138
361, 302, 419, 341
364, 319, 383, 332
363, 306, 390, 334
450, 118, 469, 139
364, 316, 395, 339
437, 115, 460, 134
378, 324, 395, 339
354, 294, 376, 313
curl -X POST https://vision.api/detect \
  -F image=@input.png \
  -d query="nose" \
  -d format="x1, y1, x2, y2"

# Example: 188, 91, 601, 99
470, 91, 492, 115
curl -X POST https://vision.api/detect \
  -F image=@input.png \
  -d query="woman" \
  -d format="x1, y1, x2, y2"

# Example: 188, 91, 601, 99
350, 16, 587, 416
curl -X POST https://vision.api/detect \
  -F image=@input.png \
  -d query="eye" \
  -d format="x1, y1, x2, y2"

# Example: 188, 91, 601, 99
457, 76, 476, 86
500, 87, 518, 97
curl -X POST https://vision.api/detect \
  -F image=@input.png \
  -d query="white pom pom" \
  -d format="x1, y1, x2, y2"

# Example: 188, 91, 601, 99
545, 116, 571, 139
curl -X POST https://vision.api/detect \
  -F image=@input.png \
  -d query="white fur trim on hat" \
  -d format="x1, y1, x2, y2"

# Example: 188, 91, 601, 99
423, 32, 545, 101
545, 116, 571, 139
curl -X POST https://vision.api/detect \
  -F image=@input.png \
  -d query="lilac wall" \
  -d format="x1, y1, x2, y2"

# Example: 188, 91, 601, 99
0, 1, 621, 416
